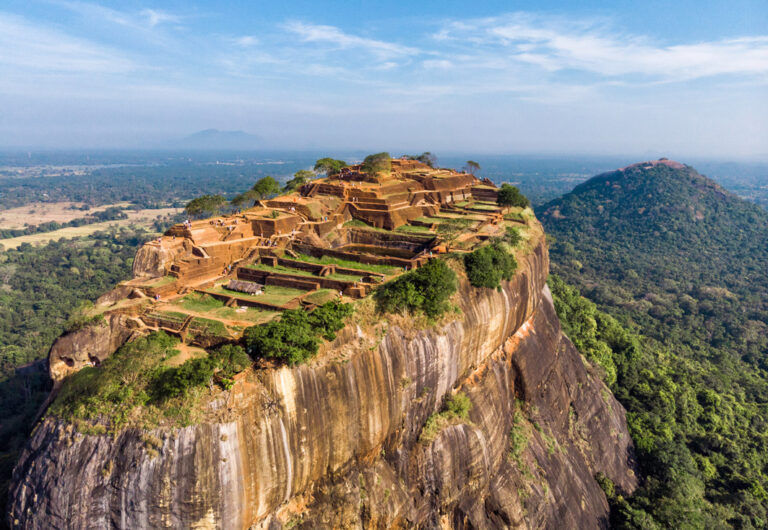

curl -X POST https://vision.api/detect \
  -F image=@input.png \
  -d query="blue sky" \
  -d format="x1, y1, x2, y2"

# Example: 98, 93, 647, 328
1, 0, 767, 158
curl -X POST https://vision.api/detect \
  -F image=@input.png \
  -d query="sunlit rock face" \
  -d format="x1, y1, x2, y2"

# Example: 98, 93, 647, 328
8, 239, 636, 529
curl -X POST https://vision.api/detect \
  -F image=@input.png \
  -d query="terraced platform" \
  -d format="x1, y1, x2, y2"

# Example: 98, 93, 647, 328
93, 158, 531, 347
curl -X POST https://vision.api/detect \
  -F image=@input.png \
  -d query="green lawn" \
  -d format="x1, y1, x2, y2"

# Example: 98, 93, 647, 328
176, 293, 224, 312
211, 306, 277, 324
469, 204, 499, 211
143, 275, 177, 288
396, 224, 434, 234
208, 283, 306, 306
246, 262, 363, 283
294, 253, 400, 275
147, 310, 188, 325
303, 289, 338, 305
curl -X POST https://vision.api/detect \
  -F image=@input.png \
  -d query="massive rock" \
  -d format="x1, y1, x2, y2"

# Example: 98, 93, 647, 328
47, 313, 137, 381
8, 239, 637, 529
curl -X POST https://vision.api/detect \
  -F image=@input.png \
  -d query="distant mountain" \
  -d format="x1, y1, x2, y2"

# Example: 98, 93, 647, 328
538, 159, 768, 528
177, 129, 260, 150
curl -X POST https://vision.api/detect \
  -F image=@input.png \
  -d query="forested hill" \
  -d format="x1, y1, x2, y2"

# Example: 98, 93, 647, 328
541, 159, 768, 302
538, 160, 768, 527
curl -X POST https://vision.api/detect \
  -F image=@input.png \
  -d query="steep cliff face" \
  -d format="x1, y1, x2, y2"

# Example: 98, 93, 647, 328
8, 240, 636, 529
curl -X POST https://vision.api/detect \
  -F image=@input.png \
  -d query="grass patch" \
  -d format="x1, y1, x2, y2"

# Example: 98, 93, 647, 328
396, 224, 433, 234
504, 211, 525, 222
188, 317, 228, 338
294, 253, 400, 275
469, 203, 500, 211
259, 285, 307, 305
147, 310, 188, 325
144, 275, 176, 288
419, 392, 472, 443
176, 293, 224, 313
246, 263, 363, 283
303, 289, 338, 305
509, 409, 529, 467
210, 283, 306, 306
211, 306, 277, 324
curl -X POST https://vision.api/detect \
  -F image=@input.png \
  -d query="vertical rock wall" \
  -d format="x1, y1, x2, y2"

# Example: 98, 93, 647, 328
8, 240, 637, 529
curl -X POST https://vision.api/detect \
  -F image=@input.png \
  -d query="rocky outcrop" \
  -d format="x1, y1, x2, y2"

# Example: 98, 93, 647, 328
47, 314, 138, 381
132, 240, 189, 278
8, 240, 637, 528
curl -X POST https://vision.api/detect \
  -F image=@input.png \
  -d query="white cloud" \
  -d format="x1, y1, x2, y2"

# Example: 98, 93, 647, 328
141, 9, 180, 28
54, 1, 182, 31
0, 12, 134, 73
285, 21, 420, 60
235, 36, 259, 48
434, 13, 768, 81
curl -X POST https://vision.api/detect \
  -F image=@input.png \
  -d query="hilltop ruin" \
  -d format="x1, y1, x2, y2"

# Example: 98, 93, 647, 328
49, 158, 529, 379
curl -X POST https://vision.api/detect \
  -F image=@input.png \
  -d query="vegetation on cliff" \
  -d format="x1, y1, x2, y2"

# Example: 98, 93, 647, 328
463, 242, 518, 290
373, 259, 457, 318
497, 183, 530, 209
48, 332, 253, 432
244, 301, 353, 365
419, 391, 472, 443
543, 162, 768, 528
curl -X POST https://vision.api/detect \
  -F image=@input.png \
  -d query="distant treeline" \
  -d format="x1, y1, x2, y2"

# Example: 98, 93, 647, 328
0, 207, 128, 239
0, 159, 316, 210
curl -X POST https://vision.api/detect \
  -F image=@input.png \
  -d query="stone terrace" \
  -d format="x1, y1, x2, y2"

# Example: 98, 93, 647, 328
98, 158, 522, 347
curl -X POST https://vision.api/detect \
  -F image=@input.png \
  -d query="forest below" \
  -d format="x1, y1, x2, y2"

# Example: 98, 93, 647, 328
540, 162, 768, 528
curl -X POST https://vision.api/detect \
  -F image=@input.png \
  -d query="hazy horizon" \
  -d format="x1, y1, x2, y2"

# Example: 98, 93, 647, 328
1, 1, 767, 158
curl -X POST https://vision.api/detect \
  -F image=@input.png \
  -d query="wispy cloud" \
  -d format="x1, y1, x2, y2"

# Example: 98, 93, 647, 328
141, 8, 181, 28
285, 21, 420, 60
433, 13, 768, 81
0, 12, 134, 73
54, 1, 182, 31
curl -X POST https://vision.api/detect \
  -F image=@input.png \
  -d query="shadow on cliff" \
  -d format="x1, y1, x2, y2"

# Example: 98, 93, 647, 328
0, 360, 52, 529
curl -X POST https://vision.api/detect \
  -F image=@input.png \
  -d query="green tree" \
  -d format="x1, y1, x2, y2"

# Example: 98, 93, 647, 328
463, 160, 481, 175
314, 158, 347, 176
361, 152, 391, 175
403, 152, 437, 168
497, 184, 530, 209
210, 344, 251, 378
252, 176, 280, 199
374, 259, 457, 318
244, 301, 352, 365
184, 194, 227, 218
463, 243, 517, 290
230, 191, 256, 208
283, 170, 315, 192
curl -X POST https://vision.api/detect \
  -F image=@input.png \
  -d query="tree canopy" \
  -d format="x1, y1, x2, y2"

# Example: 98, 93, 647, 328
463, 160, 480, 174
463, 242, 517, 290
283, 170, 315, 192
314, 158, 347, 176
361, 152, 392, 175
403, 152, 437, 168
374, 259, 457, 318
251, 176, 280, 199
184, 194, 227, 218
497, 184, 530, 209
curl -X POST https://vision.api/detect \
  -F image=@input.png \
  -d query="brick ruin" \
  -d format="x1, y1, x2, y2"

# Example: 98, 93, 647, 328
94, 158, 526, 347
